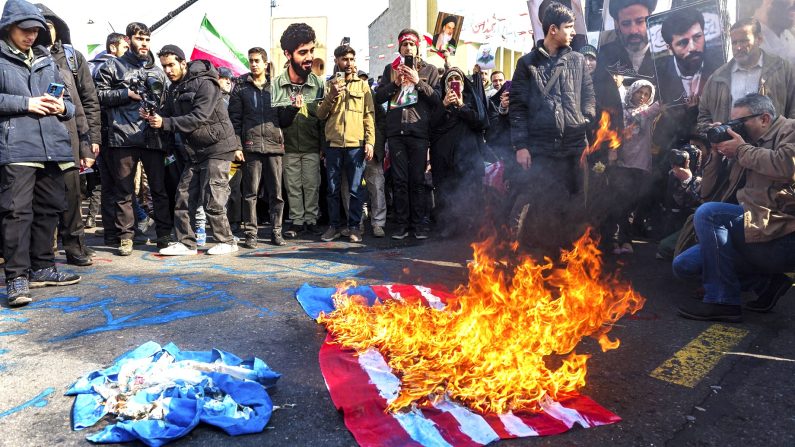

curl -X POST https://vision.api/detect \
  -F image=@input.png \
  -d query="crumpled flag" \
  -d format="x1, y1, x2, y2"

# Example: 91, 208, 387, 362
66, 341, 281, 447
296, 283, 621, 447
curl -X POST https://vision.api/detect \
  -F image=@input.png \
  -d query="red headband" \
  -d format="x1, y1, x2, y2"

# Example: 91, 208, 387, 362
399, 33, 419, 45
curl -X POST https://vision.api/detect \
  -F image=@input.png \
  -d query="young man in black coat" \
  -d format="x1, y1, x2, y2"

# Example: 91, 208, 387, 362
144, 45, 242, 256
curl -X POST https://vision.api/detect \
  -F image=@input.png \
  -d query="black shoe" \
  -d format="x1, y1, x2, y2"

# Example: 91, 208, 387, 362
271, 231, 287, 246
306, 223, 323, 236
6, 277, 31, 307
29, 267, 81, 288
84, 246, 96, 257
391, 227, 409, 240
283, 224, 299, 239
414, 229, 429, 240
677, 301, 742, 323
746, 274, 793, 313
66, 253, 93, 267
155, 235, 173, 249
243, 235, 258, 249
84, 215, 96, 229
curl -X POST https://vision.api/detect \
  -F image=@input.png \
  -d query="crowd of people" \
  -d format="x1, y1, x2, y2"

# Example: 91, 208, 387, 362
1, 0, 794, 324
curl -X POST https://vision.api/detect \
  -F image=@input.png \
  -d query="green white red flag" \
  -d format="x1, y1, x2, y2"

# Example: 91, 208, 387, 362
190, 15, 248, 76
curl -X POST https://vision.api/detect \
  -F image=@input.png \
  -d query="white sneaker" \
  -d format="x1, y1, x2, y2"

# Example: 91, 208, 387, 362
207, 243, 239, 255
159, 242, 198, 256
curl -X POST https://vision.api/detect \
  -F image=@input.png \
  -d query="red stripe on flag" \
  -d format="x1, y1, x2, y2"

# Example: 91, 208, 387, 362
514, 409, 571, 435
190, 48, 245, 76
559, 395, 623, 426
319, 337, 421, 447
420, 408, 484, 447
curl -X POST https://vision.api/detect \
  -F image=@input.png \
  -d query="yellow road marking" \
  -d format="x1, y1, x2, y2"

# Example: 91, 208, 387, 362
650, 324, 749, 388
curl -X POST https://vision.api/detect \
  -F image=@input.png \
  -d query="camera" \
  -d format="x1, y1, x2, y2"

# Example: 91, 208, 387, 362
705, 113, 761, 144
129, 75, 164, 115
670, 144, 702, 172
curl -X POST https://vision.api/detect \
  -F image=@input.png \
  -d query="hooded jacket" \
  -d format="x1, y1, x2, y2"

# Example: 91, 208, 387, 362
161, 60, 237, 163
374, 58, 441, 140
228, 73, 299, 155
0, 0, 75, 165
510, 41, 596, 157
36, 3, 102, 150
94, 47, 168, 149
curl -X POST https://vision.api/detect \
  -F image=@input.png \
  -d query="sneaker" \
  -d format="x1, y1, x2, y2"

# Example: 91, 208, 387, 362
321, 226, 341, 242
159, 242, 198, 256
746, 274, 792, 313
243, 235, 258, 249
414, 229, 429, 240
283, 223, 299, 239
306, 223, 323, 236
271, 231, 287, 246
195, 226, 207, 247
29, 266, 81, 288
118, 239, 133, 256
155, 235, 174, 249
391, 227, 409, 240
341, 228, 352, 237
372, 225, 385, 238
207, 242, 239, 255
137, 216, 155, 234
6, 277, 31, 307
349, 228, 363, 243
84, 215, 96, 229
677, 301, 742, 323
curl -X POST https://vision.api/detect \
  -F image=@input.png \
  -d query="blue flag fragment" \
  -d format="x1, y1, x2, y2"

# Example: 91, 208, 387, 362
66, 341, 281, 447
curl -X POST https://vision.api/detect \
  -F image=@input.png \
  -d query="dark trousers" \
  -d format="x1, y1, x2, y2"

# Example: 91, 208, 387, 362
86, 169, 101, 218
227, 164, 242, 225
0, 164, 65, 281
388, 136, 428, 228
58, 167, 87, 256
109, 147, 172, 240
242, 153, 283, 236
174, 158, 234, 249
97, 152, 118, 241
325, 147, 366, 229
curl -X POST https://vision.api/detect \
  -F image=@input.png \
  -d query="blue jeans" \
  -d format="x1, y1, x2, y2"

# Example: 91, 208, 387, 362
325, 147, 366, 229
672, 202, 795, 305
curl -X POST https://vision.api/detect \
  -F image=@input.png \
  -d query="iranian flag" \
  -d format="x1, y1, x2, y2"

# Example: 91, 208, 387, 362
190, 15, 248, 75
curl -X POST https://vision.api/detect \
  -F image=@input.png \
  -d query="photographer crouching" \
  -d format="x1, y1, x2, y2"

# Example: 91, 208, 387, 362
673, 94, 795, 322
143, 45, 241, 256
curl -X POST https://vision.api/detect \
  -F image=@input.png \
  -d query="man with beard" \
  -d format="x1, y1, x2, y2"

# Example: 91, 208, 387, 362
272, 23, 325, 243
656, 8, 722, 106
95, 22, 171, 256
744, 0, 795, 65
698, 18, 795, 130
593, 0, 657, 131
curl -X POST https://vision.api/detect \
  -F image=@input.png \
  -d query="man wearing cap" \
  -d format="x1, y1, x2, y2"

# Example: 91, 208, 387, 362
0, 0, 80, 306
374, 28, 440, 240
593, 0, 657, 131
144, 45, 241, 256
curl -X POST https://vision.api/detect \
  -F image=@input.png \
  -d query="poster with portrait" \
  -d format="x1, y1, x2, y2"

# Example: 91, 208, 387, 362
647, 0, 727, 105
475, 43, 497, 69
735, 0, 795, 65
599, 0, 673, 48
430, 12, 464, 56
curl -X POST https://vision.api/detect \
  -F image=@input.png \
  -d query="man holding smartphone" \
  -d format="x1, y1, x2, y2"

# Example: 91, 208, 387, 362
0, 0, 80, 307
374, 28, 440, 240
316, 45, 376, 243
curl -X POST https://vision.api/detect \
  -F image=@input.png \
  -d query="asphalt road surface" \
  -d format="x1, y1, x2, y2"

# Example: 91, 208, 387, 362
1, 224, 793, 447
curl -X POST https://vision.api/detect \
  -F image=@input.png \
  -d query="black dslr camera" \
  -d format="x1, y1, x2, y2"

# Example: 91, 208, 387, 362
129, 75, 164, 115
706, 113, 761, 144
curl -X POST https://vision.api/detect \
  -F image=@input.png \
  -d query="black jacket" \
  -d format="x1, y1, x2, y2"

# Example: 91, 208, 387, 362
485, 85, 512, 158
94, 50, 167, 149
510, 41, 595, 156
161, 60, 237, 163
0, 0, 74, 165
227, 73, 298, 155
374, 59, 441, 140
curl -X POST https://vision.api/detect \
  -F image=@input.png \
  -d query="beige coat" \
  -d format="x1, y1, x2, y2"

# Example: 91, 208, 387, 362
316, 77, 375, 148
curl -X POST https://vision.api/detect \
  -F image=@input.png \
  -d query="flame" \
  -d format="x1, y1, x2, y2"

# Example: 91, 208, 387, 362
318, 229, 645, 414
580, 111, 621, 167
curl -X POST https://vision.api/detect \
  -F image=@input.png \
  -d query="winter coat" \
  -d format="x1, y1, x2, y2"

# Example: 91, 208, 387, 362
485, 83, 512, 157
697, 51, 795, 130
510, 41, 595, 157
0, 36, 75, 165
56, 64, 92, 164
94, 49, 168, 149
374, 59, 441, 141
228, 73, 299, 155
272, 70, 325, 154
37, 3, 102, 148
161, 60, 238, 163
316, 75, 375, 148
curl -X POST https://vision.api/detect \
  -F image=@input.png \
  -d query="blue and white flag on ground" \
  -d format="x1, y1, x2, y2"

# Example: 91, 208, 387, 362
66, 341, 281, 447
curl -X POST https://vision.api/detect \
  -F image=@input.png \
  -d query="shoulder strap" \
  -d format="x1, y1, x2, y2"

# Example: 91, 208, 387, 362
63, 43, 79, 78
540, 64, 564, 97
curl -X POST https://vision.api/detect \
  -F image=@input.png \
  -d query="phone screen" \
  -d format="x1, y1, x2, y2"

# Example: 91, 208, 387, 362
450, 80, 461, 96
403, 55, 414, 68
503, 81, 512, 92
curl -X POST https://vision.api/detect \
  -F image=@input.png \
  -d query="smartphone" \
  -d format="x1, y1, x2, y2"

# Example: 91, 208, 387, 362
335, 72, 345, 82
46, 82, 65, 97
450, 80, 461, 96
403, 55, 414, 68
503, 81, 512, 92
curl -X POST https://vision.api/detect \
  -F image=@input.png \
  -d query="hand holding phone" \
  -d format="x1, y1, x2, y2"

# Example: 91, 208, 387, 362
403, 55, 414, 68
450, 79, 462, 97
46, 82, 65, 97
